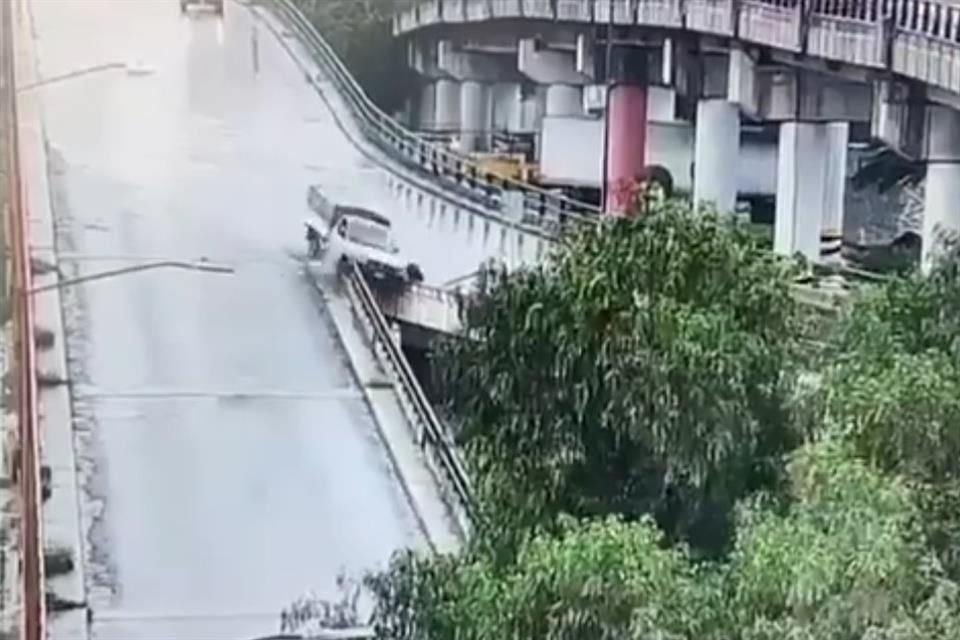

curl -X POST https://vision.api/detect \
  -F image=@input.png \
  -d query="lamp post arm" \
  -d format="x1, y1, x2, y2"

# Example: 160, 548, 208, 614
27, 260, 234, 295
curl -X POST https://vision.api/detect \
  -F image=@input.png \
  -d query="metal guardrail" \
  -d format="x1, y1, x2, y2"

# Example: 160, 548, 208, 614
266, 0, 598, 234
341, 261, 476, 527
1, 1, 45, 638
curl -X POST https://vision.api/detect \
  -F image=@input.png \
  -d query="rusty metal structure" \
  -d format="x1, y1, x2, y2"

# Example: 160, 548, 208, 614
1, 1, 46, 639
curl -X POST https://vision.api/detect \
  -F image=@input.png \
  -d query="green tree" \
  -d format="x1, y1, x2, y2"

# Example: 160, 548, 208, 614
365, 516, 724, 640
294, 0, 415, 113
729, 439, 935, 639
339, 202, 960, 640
822, 252, 960, 579
438, 201, 804, 557
363, 439, 960, 640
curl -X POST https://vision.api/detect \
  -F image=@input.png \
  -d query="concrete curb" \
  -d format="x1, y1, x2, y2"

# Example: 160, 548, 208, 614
304, 269, 461, 554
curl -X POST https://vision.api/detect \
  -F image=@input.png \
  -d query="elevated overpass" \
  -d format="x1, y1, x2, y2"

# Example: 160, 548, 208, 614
387, 0, 960, 269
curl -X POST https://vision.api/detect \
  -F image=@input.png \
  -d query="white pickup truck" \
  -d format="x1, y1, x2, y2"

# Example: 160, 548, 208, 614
305, 186, 424, 288
180, 0, 224, 15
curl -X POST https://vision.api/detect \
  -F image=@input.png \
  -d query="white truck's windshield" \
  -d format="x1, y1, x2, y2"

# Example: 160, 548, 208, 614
345, 219, 390, 250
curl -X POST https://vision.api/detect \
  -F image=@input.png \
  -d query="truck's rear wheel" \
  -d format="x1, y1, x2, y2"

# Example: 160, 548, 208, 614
336, 256, 351, 278
406, 262, 424, 283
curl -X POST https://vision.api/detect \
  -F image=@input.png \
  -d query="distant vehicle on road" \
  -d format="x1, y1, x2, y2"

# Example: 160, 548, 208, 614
180, 0, 224, 15
304, 187, 424, 288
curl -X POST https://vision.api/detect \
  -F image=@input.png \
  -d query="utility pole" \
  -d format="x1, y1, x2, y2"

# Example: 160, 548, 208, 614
0, 0, 13, 313
599, 0, 614, 213
251, 24, 260, 74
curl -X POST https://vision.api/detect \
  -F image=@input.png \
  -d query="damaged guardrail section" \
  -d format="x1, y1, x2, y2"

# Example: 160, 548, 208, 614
342, 261, 475, 534
266, 0, 598, 233
1, 1, 46, 639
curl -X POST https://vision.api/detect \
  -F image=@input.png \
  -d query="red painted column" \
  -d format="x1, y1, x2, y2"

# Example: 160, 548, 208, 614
604, 83, 648, 215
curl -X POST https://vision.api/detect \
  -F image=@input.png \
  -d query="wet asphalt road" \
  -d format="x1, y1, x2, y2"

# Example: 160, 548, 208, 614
29, 1, 443, 638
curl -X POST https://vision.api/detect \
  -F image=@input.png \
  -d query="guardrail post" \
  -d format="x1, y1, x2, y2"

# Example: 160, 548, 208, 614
466, 163, 478, 190
416, 141, 426, 167
483, 172, 498, 199
882, 0, 897, 70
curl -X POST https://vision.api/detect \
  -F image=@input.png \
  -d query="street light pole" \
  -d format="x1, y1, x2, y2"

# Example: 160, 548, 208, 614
27, 260, 234, 295
599, 0, 614, 213
16, 61, 152, 93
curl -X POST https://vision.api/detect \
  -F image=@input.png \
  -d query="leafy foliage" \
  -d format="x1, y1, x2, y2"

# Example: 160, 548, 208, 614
364, 441, 960, 640
366, 517, 723, 640
294, 0, 415, 113
438, 201, 803, 556
292, 195, 960, 639
729, 439, 932, 638
280, 573, 362, 635
821, 251, 960, 580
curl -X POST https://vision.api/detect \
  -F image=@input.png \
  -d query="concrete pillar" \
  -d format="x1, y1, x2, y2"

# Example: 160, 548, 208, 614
418, 82, 437, 130
693, 99, 740, 213
821, 122, 849, 264
604, 84, 648, 215
460, 80, 489, 152
520, 86, 546, 132
545, 84, 582, 117
492, 82, 522, 132
435, 78, 461, 131
922, 105, 960, 272
774, 121, 849, 262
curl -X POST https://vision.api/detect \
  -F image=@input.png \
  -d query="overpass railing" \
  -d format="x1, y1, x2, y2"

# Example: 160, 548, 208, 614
342, 261, 475, 534
397, 0, 960, 96
267, 0, 598, 235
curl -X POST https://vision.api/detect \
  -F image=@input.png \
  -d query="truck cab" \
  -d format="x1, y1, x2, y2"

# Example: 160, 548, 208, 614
304, 192, 424, 289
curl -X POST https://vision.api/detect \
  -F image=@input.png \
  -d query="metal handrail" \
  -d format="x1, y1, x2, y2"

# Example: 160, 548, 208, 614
266, 0, 599, 234
397, 0, 960, 46
342, 261, 476, 527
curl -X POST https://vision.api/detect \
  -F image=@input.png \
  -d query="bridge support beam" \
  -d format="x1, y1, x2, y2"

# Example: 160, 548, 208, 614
517, 36, 592, 86
693, 99, 740, 213
517, 35, 592, 123
922, 105, 960, 272
773, 121, 849, 262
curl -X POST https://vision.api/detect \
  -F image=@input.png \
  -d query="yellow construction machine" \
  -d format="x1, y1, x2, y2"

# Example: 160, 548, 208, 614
468, 152, 539, 184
